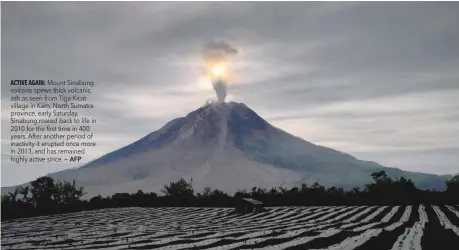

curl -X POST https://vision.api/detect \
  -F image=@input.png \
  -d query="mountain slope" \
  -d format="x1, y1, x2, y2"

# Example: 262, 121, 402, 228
2, 102, 449, 197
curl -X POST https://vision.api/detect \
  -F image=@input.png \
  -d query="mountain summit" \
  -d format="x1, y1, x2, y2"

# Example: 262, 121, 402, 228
2, 102, 449, 197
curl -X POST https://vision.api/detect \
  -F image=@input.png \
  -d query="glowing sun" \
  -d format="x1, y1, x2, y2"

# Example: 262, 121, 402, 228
212, 66, 224, 76
210, 64, 227, 79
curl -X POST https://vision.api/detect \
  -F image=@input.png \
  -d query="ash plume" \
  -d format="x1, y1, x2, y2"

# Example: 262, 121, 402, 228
203, 40, 238, 103
205, 40, 238, 55
212, 80, 228, 103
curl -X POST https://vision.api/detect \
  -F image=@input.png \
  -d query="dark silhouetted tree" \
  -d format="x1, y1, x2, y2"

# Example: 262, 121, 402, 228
161, 178, 195, 206
446, 175, 459, 193
7, 189, 19, 203
30, 176, 56, 206
17, 186, 30, 203
161, 178, 194, 196
54, 180, 85, 205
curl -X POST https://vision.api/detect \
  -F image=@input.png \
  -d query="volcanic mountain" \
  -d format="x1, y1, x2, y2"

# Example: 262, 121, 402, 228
2, 102, 449, 197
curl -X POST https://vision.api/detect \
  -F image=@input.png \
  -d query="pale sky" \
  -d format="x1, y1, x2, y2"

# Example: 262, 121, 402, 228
2, 2, 459, 186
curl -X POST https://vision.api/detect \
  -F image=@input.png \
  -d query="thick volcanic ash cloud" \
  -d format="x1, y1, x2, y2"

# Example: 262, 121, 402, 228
203, 40, 238, 103
212, 79, 228, 103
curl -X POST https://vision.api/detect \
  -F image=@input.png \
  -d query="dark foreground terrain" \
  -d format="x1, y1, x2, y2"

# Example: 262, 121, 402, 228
1, 205, 459, 250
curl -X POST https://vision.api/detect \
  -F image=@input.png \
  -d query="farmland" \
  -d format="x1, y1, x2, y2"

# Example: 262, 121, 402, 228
2, 205, 459, 250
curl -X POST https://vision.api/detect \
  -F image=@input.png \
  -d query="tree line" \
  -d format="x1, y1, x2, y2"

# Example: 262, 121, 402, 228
2, 171, 458, 221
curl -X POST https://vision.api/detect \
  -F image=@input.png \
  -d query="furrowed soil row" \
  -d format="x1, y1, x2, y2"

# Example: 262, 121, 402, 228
2, 206, 459, 250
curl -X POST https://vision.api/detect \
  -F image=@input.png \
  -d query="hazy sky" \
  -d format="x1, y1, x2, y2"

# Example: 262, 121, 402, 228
2, 2, 459, 186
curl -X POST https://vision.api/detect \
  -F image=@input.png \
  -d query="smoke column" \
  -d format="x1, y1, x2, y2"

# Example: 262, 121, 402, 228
203, 40, 238, 102
212, 80, 228, 103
